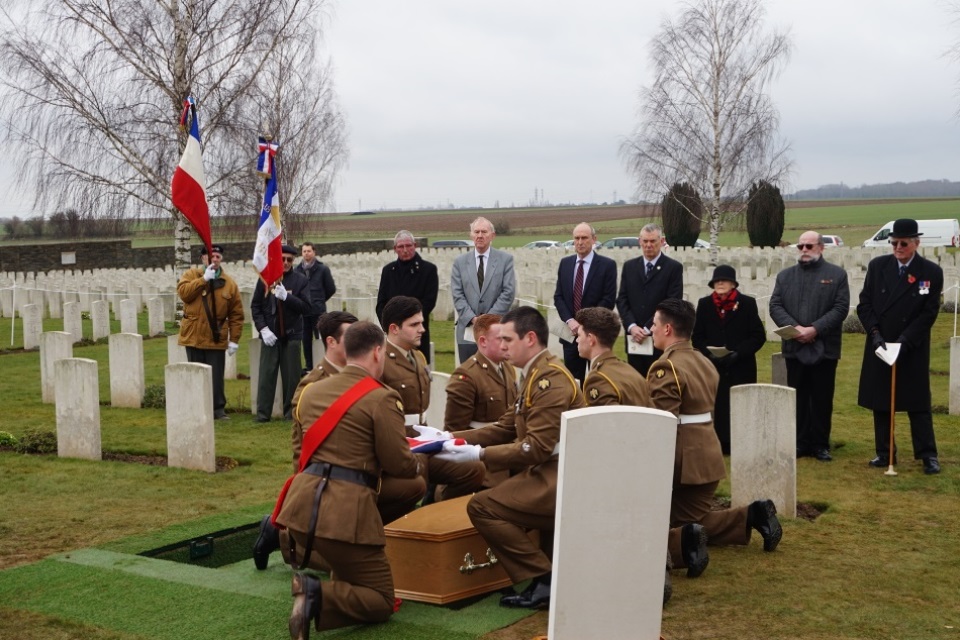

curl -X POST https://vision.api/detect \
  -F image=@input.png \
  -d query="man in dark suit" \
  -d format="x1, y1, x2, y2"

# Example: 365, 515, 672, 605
376, 230, 438, 363
451, 217, 516, 363
857, 218, 943, 475
616, 223, 684, 376
553, 222, 618, 382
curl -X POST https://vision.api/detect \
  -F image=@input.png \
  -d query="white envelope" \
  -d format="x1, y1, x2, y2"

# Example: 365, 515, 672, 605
774, 325, 801, 340
626, 331, 654, 355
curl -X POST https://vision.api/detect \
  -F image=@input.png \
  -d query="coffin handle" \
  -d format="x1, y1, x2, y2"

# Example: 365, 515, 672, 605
460, 548, 498, 574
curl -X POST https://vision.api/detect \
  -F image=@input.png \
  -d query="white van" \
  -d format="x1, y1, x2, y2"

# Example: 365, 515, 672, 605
862, 219, 960, 248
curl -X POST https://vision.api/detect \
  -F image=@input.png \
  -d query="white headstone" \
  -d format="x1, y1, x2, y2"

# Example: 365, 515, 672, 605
46, 290, 63, 319
22, 303, 42, 349
423, 371, 450, 427
119, 298, 138, 334
771, 352, 788, 386
167, 334, 187, 364
40, 331, 74, 403
225, 348, 238, 380
549, 406, 677, 640
165, 362, 216, 473
950, 337, 960, 415
91, 299, 110, 340
109, 333, 144, 408
63, 301, 83, 344
55, 358, 102, 461
147, 297, 165, 336
729, 384, 797, 517
0, 286, 12, 318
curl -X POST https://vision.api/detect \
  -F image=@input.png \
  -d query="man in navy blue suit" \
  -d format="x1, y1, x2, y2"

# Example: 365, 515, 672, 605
553, 222, 618, 382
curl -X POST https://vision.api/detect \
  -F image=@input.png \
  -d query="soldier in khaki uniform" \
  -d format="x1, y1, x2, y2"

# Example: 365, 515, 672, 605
381, 296, 484, 508
445, 313, 518, 430
575, 307, 650, 407
648, 299, 782, 578
438, 306, 584, 610
275, 321, 421, 639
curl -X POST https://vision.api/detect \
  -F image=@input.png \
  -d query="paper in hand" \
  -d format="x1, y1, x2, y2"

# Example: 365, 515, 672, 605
626, 330, 654, 355
464, 326, 475, 343
874, 342, 900, 366
774, 326, 801, 340
707, 346, 732, 358
549, 316, 575, 342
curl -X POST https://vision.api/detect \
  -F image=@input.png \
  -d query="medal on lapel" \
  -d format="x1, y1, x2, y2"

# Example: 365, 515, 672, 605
919, 280, 930, 295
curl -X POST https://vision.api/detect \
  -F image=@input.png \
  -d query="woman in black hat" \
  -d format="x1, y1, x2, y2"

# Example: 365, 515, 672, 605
692, 265, 766, 454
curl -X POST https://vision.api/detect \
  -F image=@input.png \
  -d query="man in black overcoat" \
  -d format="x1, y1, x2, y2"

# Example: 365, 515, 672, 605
616, 223, 684, 376
857, 218, 942, 475
376, 230, 439, 364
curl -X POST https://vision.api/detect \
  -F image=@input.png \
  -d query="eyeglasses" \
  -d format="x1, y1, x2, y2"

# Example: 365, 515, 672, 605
889, 240, 912, 248
796, 243, 818, 251
282, 256, 295, 263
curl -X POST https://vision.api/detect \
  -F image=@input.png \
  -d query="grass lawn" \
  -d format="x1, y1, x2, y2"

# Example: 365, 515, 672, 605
2, 308, 960, 638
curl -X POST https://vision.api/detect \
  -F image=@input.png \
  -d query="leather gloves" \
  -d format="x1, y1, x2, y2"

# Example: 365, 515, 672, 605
434, 441, 481, 463
273, 283, 288, 301
226, 342, 239, 357
203, 265, 217, 281
870, 329, 886, 351
260, 327, 278, 347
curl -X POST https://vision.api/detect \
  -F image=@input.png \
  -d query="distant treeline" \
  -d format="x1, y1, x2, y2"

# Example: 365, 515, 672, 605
788, 180, 960, 200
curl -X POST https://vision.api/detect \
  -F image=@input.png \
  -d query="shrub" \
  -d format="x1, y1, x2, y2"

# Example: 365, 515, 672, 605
143, 384, 165, 409
493, 218, 511, 236
746, 180, 785, 248
842, 314, 865, 334
15, 430, 57, 454
0, 431, 19, 447
660, 182, 703, 247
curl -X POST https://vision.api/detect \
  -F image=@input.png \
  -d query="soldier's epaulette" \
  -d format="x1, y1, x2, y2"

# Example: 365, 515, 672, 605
522, 363, 578, 407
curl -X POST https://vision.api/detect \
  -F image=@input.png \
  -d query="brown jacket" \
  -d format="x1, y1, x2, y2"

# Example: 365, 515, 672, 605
453, 351, 583, 510
647, 341, 725, 486
275, 366, 420, 545
381, 341, 430, 419
177, 267, 243, 350
444, 352, 518, 429
290, 357, 341, 466
584, 351, 651, 407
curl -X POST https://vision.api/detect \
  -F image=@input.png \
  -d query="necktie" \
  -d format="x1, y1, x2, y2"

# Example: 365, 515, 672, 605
477, 255, 485, 290
573, 259, 585, 313
898, 265, 906, 279
645, 262, 654, 280
407, 351, 417, 369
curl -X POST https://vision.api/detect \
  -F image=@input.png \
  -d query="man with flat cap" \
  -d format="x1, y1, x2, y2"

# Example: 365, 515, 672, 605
251, 244, 312, 422
177, 244, 244, 420
858, 218, 943, 475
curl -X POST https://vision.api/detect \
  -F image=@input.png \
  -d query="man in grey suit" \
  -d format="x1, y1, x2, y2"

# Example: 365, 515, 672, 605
451, 217, 516, 362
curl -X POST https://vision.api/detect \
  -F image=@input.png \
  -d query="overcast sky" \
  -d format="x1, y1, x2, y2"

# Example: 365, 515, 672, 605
321, 0, 960, 212
2, 0, 958, 218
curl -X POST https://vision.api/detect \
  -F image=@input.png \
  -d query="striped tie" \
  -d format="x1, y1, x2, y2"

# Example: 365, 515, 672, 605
573, 259, 585, 313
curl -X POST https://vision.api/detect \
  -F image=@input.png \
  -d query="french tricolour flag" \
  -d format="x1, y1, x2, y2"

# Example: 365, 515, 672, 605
253, 139, 283, 285
171, 96, 212, 254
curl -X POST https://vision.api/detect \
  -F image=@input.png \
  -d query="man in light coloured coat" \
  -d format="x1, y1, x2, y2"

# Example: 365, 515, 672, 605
451, 217, 516, 362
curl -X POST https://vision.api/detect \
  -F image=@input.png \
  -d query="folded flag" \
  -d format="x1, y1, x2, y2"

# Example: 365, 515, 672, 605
406, 437, 466, 454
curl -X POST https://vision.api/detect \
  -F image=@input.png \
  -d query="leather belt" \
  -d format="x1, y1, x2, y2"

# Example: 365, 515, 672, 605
678, 412, 711, 425
468, 420, 491, 429
303, 462, 379, 490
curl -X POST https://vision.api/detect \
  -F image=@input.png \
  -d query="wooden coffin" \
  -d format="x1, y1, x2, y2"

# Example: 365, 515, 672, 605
384, 494, 537, 604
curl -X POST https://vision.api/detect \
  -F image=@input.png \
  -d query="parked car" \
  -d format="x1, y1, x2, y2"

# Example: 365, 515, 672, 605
522, 240, 563, 249
862, 219, 960, 248
821, 235, 844, 248
432, 239, 475, 248
694, 239, 710, 249
601, 237, 640, 249
562, 239, 603, 250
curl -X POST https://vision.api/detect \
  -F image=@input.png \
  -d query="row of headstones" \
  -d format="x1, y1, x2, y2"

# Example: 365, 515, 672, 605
19, 298, 169, 349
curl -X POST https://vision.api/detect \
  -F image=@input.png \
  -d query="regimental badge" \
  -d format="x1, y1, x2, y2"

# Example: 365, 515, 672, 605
589, 388, 599, 400
396, 400, 404, 412
388, 352, 397, 359
655, 369, 666, 379
521, 442, 531, 453
538, 378, 550, 390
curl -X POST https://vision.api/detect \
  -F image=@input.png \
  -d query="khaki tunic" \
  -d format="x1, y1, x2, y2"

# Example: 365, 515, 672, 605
583, 350, 651, 407
381, 342, 430, 421
454, 351, 584, 582
290, 357, 340, 467
176, 267, 244, 349
647, 341, 749, 563
444, 352, 518, 429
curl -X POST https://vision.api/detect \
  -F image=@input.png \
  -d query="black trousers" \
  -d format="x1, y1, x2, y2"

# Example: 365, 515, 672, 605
785, 357, 838, 453
873, 410, 938, 460
301, 316, 319, 370
185, 346, 226, 416
457, 341, 478, 363
561, 340, 587, 385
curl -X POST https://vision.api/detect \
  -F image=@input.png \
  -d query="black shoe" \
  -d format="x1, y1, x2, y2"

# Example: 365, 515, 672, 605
681, 523, 709, 578
499, 583, 534, 608
253, 515, 281, 570
255, 416, 271, 423
748, 500, 782, 552
814, 449, 832, 462
663, 551, 673, 606
923, 457, 941, 475
289, 572, 322, 640
214, 412, 230, 420
868, 456, 896, 468
503, 580, 551, 609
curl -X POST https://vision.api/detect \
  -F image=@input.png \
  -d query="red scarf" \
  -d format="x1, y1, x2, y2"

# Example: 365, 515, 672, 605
712, 288, 739, 322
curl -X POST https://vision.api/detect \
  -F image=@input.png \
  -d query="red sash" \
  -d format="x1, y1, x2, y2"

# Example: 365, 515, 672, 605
270, 375, 382, 526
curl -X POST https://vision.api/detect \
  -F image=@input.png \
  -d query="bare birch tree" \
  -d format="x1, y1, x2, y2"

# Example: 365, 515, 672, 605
621, 0, 792, 261
0, 0, 347, 279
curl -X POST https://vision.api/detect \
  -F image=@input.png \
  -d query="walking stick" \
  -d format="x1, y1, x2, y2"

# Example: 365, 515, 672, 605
885, 362, 897, 477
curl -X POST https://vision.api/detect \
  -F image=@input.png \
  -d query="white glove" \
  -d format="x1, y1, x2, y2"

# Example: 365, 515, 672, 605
434, 441, 482, 463
203, 265, 217, 281
412, 425, 454, 441
260, 327, 278, 347
273, 283, 288, 301
226, 342, 239, 357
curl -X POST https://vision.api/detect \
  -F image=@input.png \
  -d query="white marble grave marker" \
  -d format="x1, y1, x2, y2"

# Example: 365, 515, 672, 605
165, 363, 216, 473
63, 301, 83, 343
40, 331, 74, 403
22, 303, 42, 349
91, 299, 110, 340
109, 333, 145, 408
119, 298, 138, 334
55, 358, 102, 461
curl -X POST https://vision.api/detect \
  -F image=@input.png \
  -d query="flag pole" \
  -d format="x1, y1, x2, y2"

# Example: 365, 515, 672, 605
885, 362, 897, 477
